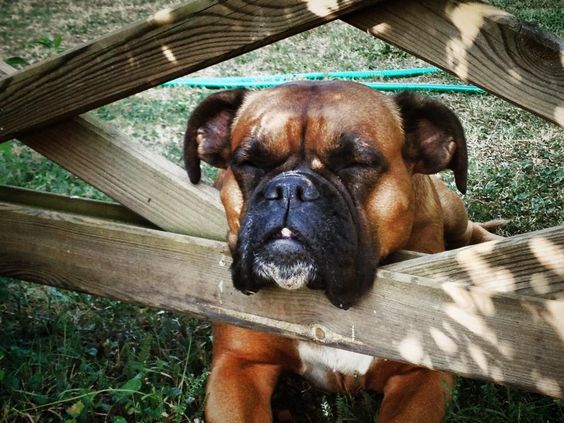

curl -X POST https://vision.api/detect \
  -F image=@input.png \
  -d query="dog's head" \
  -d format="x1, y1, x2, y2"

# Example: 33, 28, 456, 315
184, 81, 466, 308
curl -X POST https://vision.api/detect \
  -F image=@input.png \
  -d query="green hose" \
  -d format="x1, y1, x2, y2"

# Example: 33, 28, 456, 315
162, 67, 485, 94
363, 83, 483, 93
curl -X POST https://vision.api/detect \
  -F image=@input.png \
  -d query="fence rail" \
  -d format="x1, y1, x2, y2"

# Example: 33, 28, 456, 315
0, 190, 562, 398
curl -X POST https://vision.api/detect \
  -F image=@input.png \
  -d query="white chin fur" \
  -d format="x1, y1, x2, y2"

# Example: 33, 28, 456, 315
254, 258, 315, 290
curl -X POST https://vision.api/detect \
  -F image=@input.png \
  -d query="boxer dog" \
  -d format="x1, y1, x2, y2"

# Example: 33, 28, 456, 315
183, 81, 501, 422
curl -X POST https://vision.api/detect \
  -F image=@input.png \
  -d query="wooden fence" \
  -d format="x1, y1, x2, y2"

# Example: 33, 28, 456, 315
1, 0, 563, 400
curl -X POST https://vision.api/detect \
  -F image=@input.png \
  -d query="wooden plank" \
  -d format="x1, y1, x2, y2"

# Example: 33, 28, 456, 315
0, 0, 384, 143
344, 0, 564, 126
1, 200, 562, 398
0, 63, 227, 240
0, 185, 155, 228
381, 226, 564, 300
18, 115, 227, 240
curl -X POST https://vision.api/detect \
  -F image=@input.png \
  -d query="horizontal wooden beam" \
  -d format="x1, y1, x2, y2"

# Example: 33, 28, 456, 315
1, 197, 562, 398
0, 62, 226, 240
0, 0, 383, 142
0, 185, 155, 227
344, 0, 564, 126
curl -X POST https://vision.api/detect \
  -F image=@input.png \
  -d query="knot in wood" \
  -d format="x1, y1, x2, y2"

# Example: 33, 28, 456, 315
311, 325, 327, 342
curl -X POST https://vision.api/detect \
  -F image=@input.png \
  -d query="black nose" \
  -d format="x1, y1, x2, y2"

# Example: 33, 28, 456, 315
263, 172, 320, 202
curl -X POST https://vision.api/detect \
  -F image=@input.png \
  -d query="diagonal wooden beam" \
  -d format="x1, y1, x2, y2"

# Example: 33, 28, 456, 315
343, 0, 564, 126
1, 195, 562, 398
18, 115, 229, 239
0, 63, 227, 240
381, 227, 564, 300
0, 0, 384, 143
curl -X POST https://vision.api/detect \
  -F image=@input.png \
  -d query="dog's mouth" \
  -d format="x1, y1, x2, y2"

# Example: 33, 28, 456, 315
253, 226, 318, 290
260, 226, 310, 251
230, 170, 378, 309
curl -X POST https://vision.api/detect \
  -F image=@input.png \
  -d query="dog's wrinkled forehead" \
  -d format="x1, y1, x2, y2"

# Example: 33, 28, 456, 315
231, 81, 404, 155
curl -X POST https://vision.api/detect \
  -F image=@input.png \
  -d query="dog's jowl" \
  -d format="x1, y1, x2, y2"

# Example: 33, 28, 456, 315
184, 81, 501, 423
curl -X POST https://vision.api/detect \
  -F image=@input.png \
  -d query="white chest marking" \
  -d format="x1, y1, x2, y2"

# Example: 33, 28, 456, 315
297, 341, 374, 388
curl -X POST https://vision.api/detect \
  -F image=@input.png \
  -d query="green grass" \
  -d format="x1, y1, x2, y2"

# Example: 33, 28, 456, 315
0, 281, 211, 422
1, 0, 563, 421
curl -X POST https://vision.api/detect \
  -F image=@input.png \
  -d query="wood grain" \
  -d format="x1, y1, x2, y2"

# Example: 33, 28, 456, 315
344, 0, 564, 126
0, 63, 227, 240
1, 199, 563, 398
0, 185, 154, 228
0, 0, 383, 142
18, 115, 228, 239
381, 226, 564, 300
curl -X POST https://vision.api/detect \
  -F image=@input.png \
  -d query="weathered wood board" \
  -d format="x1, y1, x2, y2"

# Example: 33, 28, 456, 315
1, 0, 562, 142
0, 0, 384, 142
382, 229, 564, 300
1, 196, 562, 398
0, 185, 154, 228
345, 0, 564, 126
0, 62, 227, 240
18, 115, 227, 240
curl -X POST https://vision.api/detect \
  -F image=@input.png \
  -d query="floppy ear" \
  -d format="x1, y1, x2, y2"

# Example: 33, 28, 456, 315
184, 89, 248, 183
394, 92, 468, 194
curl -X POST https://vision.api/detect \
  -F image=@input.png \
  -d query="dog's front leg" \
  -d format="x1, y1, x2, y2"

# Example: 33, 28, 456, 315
368, 361, 454, 423
205, 352, 282, 423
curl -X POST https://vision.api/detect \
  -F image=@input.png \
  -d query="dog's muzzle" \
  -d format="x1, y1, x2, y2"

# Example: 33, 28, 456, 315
231, 170, 376, 309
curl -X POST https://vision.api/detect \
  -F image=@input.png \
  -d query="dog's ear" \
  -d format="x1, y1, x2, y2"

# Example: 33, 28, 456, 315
184, 89, 248, 183
394, 92, 468, 194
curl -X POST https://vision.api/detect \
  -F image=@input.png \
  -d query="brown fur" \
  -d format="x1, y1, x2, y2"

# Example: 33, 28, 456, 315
183, 81, 502, 422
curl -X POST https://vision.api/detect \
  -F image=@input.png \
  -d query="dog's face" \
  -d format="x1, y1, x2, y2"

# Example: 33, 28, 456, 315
185, 81, 467, 308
